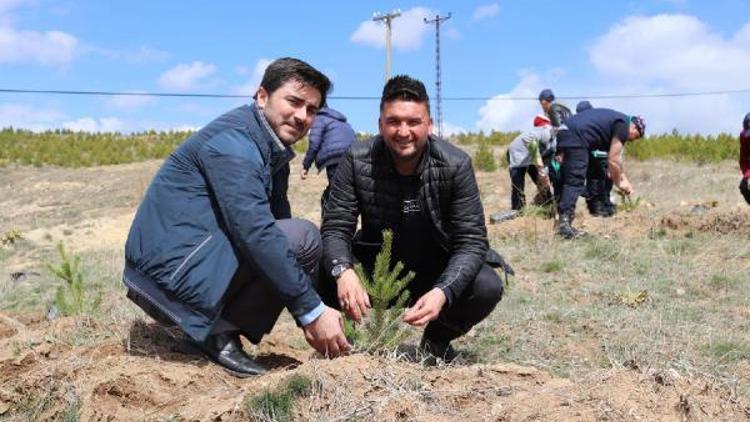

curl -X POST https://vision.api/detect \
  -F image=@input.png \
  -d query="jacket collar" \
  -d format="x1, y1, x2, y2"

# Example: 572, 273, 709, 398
250, 103, 296, 173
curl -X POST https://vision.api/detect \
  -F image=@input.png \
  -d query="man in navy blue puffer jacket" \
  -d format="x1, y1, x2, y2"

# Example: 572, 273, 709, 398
123, 58, 350, 378
301, 106, 356, 208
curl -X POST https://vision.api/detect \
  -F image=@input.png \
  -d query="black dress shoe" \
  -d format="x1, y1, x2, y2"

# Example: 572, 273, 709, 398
197, 332, 266, 377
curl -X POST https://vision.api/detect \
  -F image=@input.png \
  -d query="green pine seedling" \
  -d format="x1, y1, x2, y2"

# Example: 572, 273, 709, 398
348, 229, 415, 354
47, 242, 102, 316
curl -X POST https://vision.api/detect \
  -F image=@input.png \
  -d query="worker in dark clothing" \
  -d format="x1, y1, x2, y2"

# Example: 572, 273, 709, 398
739, 112, 750, 205
555, 109, 645, 239
301, 106, 356, 211
538, 89, 572, 128
576, 101, 616, 217
576, 101, 592, 113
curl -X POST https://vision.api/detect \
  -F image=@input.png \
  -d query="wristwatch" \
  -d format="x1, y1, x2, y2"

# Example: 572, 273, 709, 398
331, 262, 352, 279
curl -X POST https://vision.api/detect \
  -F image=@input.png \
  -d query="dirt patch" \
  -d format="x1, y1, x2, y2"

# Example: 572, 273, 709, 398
660, 208, 750, 235
0, 313, 746, 421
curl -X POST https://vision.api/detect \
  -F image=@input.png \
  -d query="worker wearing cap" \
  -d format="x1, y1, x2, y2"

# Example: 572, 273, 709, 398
555, 109, 646, 239
538, 89, 572, 128
506, 115, 555, 210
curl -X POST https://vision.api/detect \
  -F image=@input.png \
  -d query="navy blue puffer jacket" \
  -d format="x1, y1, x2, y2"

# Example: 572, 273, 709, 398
302, 107, 356, 171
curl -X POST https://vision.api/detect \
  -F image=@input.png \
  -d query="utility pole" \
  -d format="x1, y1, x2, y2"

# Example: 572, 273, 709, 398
424, 13, 451, 138
373, 9, 401, 83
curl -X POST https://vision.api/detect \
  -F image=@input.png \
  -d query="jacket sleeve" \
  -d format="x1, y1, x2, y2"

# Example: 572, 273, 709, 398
303, 116, 325, 171
321, 147, 360, 274
434, 156, 489, 305
198, 129, 321, 322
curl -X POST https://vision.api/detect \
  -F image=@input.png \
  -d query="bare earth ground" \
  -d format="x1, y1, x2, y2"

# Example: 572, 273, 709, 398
1, 155, 749, 421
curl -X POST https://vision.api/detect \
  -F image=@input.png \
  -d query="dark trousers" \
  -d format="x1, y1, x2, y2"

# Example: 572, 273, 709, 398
585, 156, 614, 211
509, 165, 540, 210
741, 178, 750, 205
557, 147, 590, 217
318, 243, 504, 344
216, 218, 322, 343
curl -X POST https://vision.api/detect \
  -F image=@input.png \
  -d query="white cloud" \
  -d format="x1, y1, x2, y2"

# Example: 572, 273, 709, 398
476, 71, 545, 132
588, 14, 750, 134
0, 103, 64, 130
106, 92, 155, 110
473, 3, 500, 21
590, 15, 750, 89
0, 26, 78, 65
158, 61, 217, 91
351, 7, 434, 51
440, 122, 468, 137
89, 45, 169, 63
63, 117, 125, 132
231, 58, 272, 96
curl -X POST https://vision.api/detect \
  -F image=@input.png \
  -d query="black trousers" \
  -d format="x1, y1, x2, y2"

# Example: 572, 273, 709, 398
217, 218, 322, 343
319, 242, 504, 344
740, 178, 750, 205
509, 165, 540, 210
585, 155, 614, 211
557, 146, 590, 217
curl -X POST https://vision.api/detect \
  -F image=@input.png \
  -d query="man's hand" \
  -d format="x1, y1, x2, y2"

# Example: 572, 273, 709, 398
337, 269, 370, 322
403, 288, 447, 327
303, 306, 350, 358
301, 168, 309, 180
618, 178, 634, 195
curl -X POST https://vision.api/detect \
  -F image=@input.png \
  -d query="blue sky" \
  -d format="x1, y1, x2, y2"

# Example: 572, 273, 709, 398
1, 0, 749, 135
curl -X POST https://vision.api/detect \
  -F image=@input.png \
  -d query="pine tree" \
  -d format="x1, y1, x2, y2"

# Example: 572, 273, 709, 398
348, 229, 415, 354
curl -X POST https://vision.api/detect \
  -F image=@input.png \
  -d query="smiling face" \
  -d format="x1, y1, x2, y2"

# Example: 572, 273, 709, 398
255, 80, 322, 145
378, 99, 433, 173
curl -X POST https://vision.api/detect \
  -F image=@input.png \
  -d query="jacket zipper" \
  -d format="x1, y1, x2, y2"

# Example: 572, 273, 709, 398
170, 234, 213, 281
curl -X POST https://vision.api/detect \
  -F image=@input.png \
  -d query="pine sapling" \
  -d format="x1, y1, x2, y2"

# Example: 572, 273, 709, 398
349, 229, 415, 354
47, 242, 102, 316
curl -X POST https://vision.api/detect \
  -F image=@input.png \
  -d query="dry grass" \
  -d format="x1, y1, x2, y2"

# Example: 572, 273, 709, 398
1, 152, 749, 419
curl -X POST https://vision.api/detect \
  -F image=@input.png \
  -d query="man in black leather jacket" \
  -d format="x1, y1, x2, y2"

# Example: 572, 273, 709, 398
320, 75, 509, 361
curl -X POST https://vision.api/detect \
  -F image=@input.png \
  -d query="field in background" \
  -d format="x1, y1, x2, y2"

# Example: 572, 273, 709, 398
0, 144, 749, 419
0, 128, 741, 168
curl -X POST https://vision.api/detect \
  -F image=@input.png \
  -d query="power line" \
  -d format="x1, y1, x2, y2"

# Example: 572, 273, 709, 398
1, 87, 750, 101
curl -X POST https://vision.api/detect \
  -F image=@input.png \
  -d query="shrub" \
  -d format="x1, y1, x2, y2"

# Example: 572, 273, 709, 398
473, 142, 497, 172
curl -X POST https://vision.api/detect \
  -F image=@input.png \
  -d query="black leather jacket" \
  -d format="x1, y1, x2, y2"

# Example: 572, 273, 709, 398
321, 135, 505, 305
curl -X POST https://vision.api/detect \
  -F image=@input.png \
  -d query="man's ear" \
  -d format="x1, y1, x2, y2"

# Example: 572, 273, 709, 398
255, 86, 269, 109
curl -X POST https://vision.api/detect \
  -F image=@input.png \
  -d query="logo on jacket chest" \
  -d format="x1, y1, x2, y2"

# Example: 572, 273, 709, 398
402, 199, 421, 214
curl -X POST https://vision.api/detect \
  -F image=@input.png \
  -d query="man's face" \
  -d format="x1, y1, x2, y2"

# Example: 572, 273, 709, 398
256, 80, 322, 145
540, 100, 551, 112
628, 123, 642, 141
379, 100, 433, 165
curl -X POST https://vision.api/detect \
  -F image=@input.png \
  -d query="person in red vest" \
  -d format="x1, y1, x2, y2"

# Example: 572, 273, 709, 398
740, 112, 750, 205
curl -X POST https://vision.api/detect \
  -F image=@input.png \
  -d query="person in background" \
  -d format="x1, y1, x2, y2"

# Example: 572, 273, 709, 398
576, 100, 592, 113
538, 88, 572, 128
507, 115, 554, 210
739, 112, 750, 205
576, 101, 616, 217
301, 106, 356, 210
555, 109, 645, 239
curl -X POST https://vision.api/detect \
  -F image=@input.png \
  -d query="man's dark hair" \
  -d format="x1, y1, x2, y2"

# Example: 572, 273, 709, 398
379, 75, 430, 114
257, 57, 331, 107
